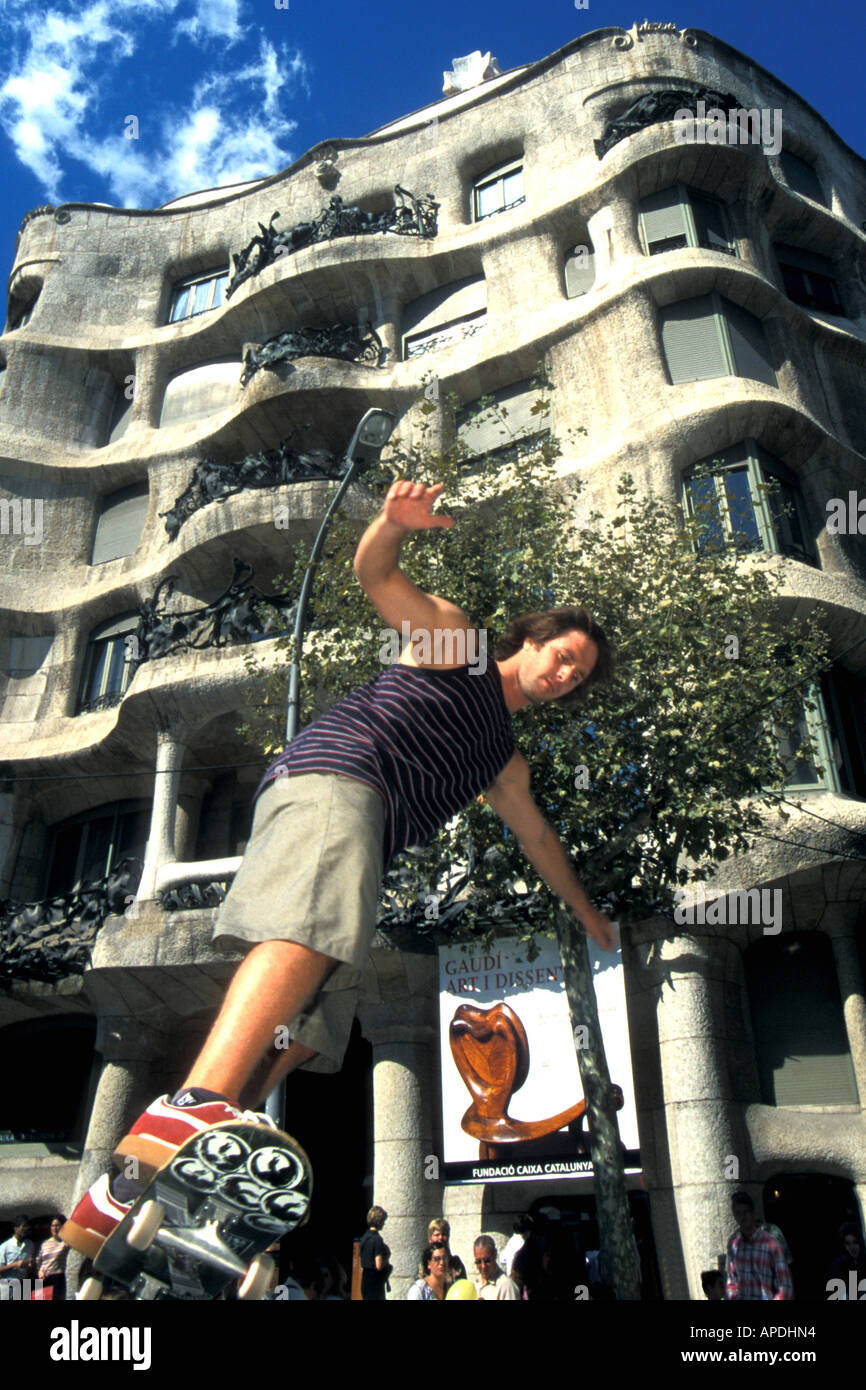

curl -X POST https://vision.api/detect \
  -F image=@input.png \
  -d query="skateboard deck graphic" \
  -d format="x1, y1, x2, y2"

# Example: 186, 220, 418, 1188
85, 1122, 312, 1301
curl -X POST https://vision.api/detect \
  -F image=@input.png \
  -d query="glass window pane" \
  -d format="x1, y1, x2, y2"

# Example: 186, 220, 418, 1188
212, 275, 227, 309
86, 643, 111, 702
170, 286, 192, 322
686, 476, 725, 552
723, 468, 761, 550
503, 169, 524, 205
80, 816, 114, 884
690, 193, 732, 252
476, 180, 501, 219
46, 825, 84, 896
192, 280, 212, 316
779, 710, 820, 786
767, 480, 807, 558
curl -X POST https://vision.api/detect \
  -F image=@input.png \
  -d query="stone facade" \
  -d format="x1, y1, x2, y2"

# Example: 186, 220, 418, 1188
1, 23, 865, 1298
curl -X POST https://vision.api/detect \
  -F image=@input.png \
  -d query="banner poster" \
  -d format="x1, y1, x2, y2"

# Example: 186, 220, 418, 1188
438, 934, 640, 1184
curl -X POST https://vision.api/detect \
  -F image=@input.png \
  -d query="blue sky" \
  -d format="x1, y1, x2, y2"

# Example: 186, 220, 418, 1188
0, 0, 864, 280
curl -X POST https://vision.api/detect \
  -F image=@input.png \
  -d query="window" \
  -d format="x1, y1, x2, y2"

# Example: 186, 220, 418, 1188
745, 934, 858, 1106
168, 268, 229, 324
683, 442, 815, 564
6, 290, 39, 331
639, 185, 737, 256
78, 614, 140, 713
472, 160, 524, 222
660, 293, 776, 387
44, 801, 150, 898
402, 275, 487, 359
779, 150, 826, 206
457, 379, 549, 462
564, 240, 596, 298
91, 484, 149, 565
777, 684, 841, 792
774, 243, 844, 315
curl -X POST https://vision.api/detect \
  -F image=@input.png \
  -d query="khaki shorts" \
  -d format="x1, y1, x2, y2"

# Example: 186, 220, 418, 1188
212, 772, 385, 1073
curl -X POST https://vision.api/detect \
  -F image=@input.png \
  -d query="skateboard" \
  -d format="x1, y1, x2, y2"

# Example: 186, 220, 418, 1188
78, 1121, 313, 1301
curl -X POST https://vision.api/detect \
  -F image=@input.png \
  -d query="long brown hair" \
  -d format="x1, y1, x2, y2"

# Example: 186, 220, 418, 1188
494, 606, 614, 706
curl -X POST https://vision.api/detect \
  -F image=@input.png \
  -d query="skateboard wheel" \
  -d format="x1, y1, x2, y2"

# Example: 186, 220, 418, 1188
238, 1251, 275, 1301
127, 1199, 166, 1251
77, 1277, 104, 1300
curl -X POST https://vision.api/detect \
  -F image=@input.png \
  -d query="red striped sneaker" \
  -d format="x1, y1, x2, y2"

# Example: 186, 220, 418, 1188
113, 1092, 274, 1184
60, 1173, 133, 1260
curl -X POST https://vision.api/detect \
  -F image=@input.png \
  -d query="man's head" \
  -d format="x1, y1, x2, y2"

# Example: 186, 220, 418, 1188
12, 1216, 30, 1241
731, 1191, 757, 1237
473, 1235, 499, 1280
495, 607, 614, 707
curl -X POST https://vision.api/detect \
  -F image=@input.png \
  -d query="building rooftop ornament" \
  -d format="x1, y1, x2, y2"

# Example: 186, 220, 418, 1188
614, 20, 699, 49
442, 51, 502, 95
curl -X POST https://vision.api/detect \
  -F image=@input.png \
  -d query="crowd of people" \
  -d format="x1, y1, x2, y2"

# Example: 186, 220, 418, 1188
2, 1190, 864, 1300
359, 1207, 622, 1301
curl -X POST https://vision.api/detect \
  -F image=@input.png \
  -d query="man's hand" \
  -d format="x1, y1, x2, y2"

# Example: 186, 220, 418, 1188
382, 480, 454, 532
579, 905, 619, 953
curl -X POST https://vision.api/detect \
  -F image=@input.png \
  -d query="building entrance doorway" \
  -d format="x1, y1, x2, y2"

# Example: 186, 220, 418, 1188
763, 1172, 861, 1301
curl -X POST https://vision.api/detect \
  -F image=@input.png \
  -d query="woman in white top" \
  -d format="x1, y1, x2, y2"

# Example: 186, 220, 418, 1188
407, 1245, 449, 1300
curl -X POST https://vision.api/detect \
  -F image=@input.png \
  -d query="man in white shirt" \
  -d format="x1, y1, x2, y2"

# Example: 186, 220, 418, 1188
0, 1216, 35, 1299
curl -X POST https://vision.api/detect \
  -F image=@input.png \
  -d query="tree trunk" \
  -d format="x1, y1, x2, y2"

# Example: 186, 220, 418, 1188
556, 909, 641, 1300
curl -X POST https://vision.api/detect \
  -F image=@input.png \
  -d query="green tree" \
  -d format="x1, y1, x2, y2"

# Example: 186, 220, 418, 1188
239, 378, 830, 1299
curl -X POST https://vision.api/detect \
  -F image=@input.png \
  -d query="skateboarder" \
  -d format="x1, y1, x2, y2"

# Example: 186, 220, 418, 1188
62, 479, 618, 1261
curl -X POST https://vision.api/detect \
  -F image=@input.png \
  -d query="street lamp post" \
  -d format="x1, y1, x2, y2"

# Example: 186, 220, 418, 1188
265, 407, 395, 1126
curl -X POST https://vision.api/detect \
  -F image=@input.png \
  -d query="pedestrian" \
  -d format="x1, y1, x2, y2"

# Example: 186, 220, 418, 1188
61, 479, 617, 1261
407, 1244, 449, 1300
500, 1215, 532, 1278
420, 1218, 465, 1284
726, 1191, 793, 1300
701, 1269, 725, 1300
828, 1223, 866, 1296
473, 1235, 520, 1300
0, 1216, 35, 1299
37, 1217, 68, 1300
359, 1206, 391, 1301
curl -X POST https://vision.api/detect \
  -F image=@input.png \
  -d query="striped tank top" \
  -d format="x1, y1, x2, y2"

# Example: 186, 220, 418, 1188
256, 660, 515, 865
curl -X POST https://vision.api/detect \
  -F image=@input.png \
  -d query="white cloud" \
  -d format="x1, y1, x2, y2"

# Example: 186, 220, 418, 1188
176, 0, 245, 45
0, 0, 309, 205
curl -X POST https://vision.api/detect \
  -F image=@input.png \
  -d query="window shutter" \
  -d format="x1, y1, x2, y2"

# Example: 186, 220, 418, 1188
458, 379, 544, 456
747, 935, 859, 1106
91, 485, 149, 565
639, 188, 687, 251
689, 192, 733, 252
779, 151, 826, 205
402, 276, 486, 358
660, 295, 727, 383
564, 243, 595, 298
724, 301, 777, 387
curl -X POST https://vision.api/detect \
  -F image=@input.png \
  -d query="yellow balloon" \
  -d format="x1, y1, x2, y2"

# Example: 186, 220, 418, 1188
446, 1279, 477, 1300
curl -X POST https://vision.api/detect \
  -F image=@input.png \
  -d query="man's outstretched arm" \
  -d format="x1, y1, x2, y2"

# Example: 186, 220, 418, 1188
484, 751, 618, 952
353, 479, 473, 647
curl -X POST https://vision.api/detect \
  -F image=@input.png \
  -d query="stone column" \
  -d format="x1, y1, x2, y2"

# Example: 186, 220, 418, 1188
651, 933, 750, 1298
65, 1016, 167, 1294
358, 952, 441, 1299
136, 726, 186, 902
827, 925, 866, 1102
